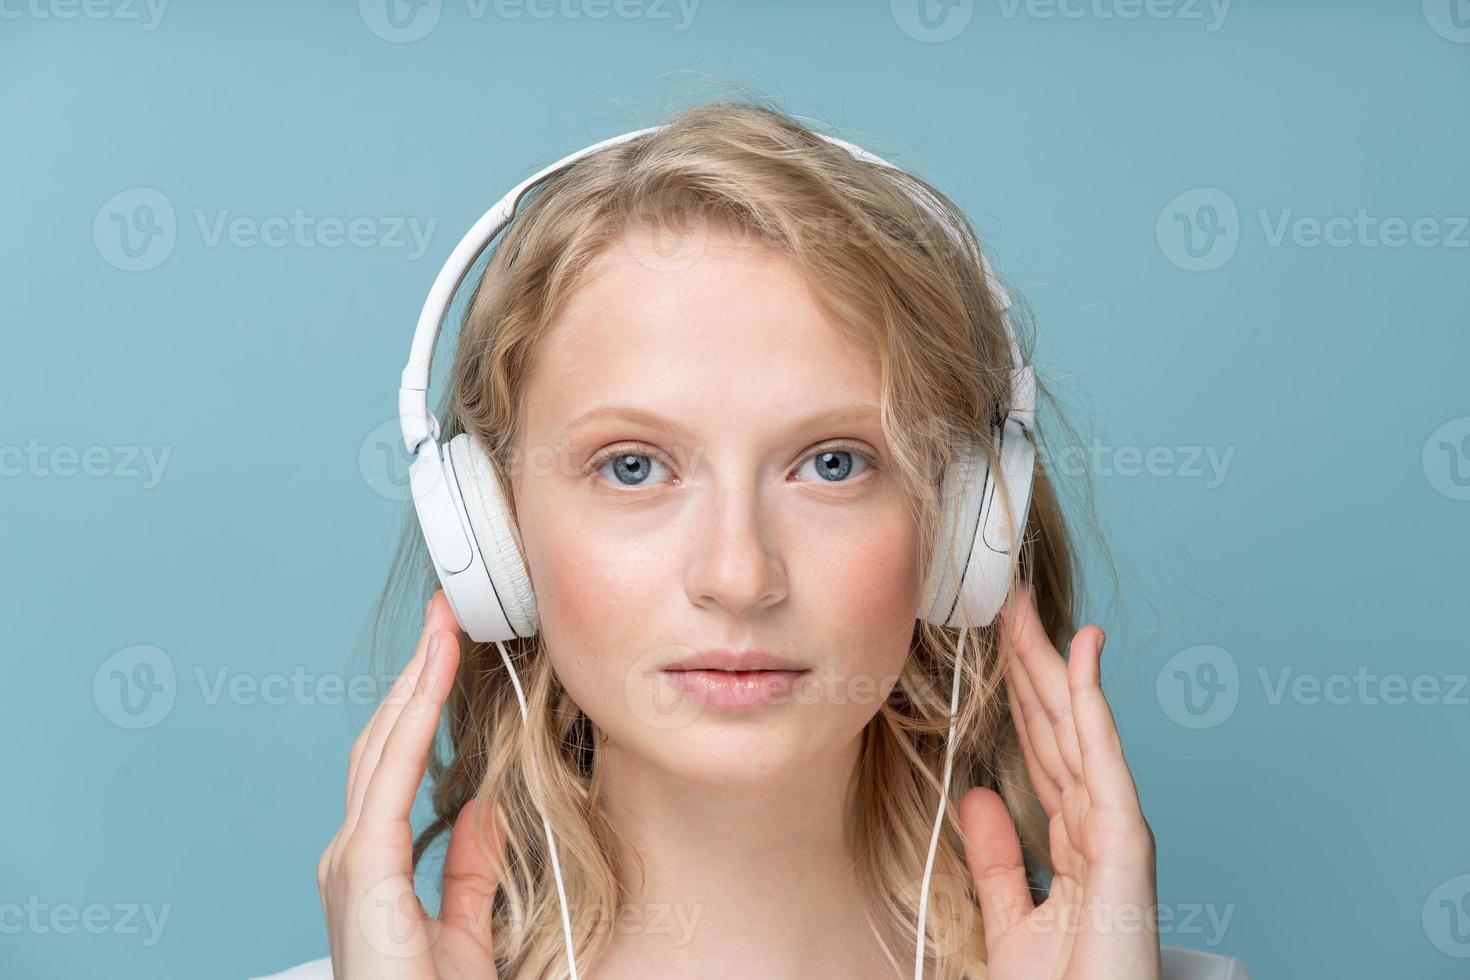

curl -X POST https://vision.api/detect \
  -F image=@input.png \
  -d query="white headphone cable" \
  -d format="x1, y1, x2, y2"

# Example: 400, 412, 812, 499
493, 638, 582, 980
914, 625, 968, 979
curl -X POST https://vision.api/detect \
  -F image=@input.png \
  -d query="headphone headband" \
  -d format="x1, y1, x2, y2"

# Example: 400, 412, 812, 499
398, 125, 1034, 458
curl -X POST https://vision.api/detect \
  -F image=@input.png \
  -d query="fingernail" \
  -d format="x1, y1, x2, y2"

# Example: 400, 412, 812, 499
1095, 630, 1107, 658
427, 634, 442, 665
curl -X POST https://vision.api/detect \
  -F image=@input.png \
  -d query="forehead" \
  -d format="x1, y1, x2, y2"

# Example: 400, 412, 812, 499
522, 227, 881, 434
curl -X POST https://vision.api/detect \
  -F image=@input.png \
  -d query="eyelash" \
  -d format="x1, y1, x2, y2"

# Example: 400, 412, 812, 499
586, 440, 880, 488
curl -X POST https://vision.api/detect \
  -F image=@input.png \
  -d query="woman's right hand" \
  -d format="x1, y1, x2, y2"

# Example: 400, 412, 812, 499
318, 590, 505, 979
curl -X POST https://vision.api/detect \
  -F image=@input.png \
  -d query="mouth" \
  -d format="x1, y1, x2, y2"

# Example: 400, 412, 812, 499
657, 666, 811, 709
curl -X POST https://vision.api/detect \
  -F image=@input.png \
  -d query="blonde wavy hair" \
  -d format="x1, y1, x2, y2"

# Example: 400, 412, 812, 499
361, 95, 1105, 979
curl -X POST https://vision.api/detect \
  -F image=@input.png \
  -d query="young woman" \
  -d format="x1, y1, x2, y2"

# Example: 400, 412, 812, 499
269, 101, 1250, 979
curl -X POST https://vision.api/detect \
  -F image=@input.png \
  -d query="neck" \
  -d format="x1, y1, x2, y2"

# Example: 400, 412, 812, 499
587, 732, 885, 979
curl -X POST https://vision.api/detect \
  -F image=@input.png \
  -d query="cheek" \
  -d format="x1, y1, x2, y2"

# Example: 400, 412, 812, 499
518, 492, 664, 715
807, 502, 922, 685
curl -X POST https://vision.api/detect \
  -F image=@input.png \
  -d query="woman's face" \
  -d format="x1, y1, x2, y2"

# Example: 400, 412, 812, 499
510, 222, 921, 790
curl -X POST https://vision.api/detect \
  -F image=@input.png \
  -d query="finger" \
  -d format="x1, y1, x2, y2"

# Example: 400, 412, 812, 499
1066, 628, 1145, 818
345, 592, 442, 817
345, 592, 462, 832
358, 628, 461, 833
439, 798, 507, 960
1001, 583, 1084, 779
958, 786, 1034, 950
1003, 630, 1073, 803
1063, 631, 1161, 980
1004, 656, 1062, 815
1011, 635, 1103, 879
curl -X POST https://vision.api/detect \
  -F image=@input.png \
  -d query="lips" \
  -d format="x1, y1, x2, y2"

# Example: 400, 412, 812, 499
660, 649, 807, 672
657, 650, 811, 710
659, 668, 810, 709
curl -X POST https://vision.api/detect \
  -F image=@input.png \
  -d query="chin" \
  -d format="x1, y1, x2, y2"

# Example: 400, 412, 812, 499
634, 717, 821, 792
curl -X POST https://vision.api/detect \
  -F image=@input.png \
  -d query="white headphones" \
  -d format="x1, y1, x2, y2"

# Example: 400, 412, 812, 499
396, 125, 1038, 979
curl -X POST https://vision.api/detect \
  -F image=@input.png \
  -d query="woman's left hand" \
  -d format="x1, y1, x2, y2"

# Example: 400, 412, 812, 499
958, 582, 1162, 980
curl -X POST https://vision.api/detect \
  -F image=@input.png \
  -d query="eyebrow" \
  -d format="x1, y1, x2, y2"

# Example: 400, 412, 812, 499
564, 403, 882, 440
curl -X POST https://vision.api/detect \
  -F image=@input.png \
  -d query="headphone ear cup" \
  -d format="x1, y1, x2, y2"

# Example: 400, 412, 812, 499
920, 440, 986, 628
964, 417, 1035, 626
919, 424, 1035, 629
447, 433, 540, 638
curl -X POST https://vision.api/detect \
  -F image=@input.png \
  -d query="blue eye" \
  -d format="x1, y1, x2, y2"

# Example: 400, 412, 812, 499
595, 451, 673, 487
591, 444, 875, 489
795, 448, 872, 483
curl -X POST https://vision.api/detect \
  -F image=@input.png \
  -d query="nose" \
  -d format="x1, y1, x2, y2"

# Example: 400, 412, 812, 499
683, 480, 788, 618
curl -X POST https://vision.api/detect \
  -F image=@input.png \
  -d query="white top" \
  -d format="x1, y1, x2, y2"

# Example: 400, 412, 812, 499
253, 945, 1251, 979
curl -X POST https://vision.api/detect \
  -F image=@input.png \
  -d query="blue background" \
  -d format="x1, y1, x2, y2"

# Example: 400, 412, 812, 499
3, 2, 1467, 977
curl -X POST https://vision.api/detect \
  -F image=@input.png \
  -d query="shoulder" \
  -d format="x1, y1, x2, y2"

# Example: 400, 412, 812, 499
1163, 945, 1252, 980
248, 956, 334, 980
